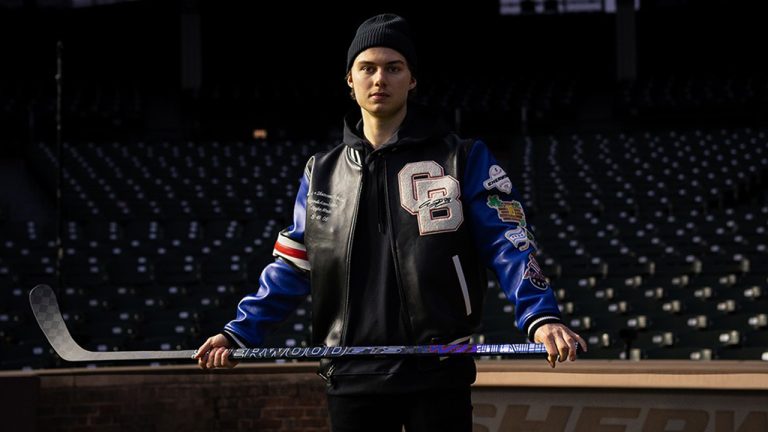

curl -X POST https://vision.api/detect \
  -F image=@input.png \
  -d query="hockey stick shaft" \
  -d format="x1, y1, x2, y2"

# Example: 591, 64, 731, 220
225, 343, 546, 360
30, 284, 549, 362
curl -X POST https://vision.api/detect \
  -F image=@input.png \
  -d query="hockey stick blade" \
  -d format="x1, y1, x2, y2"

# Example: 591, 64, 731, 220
30, 284, 551, 362
30, 284, 195, 361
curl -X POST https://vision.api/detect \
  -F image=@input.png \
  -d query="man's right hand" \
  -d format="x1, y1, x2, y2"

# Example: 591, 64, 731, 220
195, 333, 239, 369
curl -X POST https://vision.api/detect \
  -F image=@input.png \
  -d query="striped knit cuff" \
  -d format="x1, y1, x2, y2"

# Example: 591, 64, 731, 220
526, 316, 562, 342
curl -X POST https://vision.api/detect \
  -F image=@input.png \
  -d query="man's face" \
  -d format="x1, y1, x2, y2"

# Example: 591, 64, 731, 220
347, 47, 416, 119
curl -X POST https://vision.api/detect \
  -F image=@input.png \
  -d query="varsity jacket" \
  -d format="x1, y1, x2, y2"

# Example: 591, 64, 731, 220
224, 105, 562, 374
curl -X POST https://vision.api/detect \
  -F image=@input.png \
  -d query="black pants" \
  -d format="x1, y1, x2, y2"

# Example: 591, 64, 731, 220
327, 386, 473, 432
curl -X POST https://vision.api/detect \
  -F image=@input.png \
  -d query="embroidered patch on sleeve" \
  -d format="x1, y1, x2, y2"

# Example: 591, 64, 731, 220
504, 226, 537, 252
524, 255, 549, 290
487, 195, 526, 226
483, 165, 512, 194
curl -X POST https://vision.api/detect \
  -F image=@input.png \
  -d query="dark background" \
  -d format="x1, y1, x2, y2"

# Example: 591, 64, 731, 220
1, 0, 768, 369
2, 0, 766, 149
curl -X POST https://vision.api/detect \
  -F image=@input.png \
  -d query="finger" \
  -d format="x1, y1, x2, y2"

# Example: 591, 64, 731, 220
217, 348, 232, 368
575, 334, 588, 353
566, 337, 578, 361
211, 347, 222, 368
197, 343, 212, 369
557, 338, 570, 363
554, 331, 577, 362
198, 351, 208, 369
194, 339, 212, 360
541, 335, 558, 368
216, 347, 229, 368
206, 346, 218, 369
222, 350, 235, 368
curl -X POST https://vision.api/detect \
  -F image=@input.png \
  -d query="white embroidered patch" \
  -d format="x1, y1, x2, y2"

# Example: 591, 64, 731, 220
504, 226, 537, 252
483, 165, 512, 194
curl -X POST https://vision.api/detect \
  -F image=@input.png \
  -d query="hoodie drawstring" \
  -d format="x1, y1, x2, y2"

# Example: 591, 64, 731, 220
364, 151, 388, 235
375, 158, 387, 234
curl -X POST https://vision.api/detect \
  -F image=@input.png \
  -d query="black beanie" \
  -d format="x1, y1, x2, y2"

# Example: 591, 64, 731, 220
346, 13, 417, 74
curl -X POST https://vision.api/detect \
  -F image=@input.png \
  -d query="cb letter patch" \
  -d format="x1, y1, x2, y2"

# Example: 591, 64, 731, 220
398, 161, 463, 235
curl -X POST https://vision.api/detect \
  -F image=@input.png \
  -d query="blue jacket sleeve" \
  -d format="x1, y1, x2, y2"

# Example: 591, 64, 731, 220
223, 171, 311, 347
464, 140, 562, 341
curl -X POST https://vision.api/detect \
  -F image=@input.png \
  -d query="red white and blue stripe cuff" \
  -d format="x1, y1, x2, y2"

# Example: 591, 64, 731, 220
273, 235, 311, 271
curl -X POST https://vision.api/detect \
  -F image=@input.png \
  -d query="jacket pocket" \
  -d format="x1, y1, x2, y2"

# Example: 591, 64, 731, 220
451, 255, 472, 316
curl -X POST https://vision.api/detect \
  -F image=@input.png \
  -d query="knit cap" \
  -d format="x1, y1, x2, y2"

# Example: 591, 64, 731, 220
346, 13, 417, 74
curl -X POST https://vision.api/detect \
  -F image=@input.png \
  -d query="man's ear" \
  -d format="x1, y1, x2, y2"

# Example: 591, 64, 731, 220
409, 77, 417, 90
347, 75, 354, 87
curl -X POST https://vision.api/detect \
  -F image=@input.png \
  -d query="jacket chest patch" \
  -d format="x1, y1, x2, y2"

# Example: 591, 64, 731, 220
397, 161, 464, 236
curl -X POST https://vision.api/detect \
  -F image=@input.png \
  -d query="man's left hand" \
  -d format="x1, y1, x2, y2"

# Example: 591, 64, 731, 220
533, 323, 587, 368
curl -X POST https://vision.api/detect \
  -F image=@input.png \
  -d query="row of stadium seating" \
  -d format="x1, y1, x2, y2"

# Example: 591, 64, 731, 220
1, 126, 766, 369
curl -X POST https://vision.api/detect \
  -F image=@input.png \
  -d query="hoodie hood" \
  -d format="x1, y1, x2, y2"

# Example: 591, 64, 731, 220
342, 103, 452, 152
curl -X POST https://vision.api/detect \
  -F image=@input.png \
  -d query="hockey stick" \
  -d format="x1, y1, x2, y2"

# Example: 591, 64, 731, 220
30, 284, 549, 362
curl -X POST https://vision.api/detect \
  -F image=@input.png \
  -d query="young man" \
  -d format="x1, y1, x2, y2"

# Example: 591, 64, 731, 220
196, 13, 586, 431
